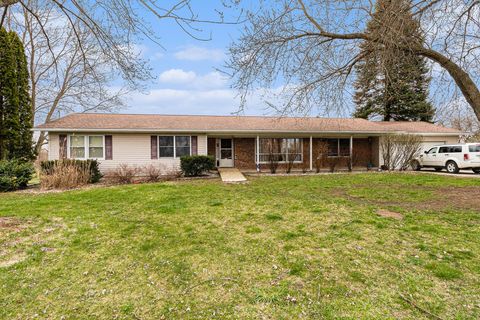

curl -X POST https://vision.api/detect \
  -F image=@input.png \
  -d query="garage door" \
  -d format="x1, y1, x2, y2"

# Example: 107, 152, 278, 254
420, 141, 446, 153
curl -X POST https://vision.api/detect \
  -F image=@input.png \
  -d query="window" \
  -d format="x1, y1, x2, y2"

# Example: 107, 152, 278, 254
175, 136, 191, 157
439, 146, 462, 153
469, 145, 480, 152
89, 136, 104, 158
158, 136, 191, 158
70, 135, 86, 158
69, 135, 104, 159
426, 147, 437, 154
220, 139, 233, 159
327, 139, 351, 157
159, 136, 174, 157
258, 138, 302, 163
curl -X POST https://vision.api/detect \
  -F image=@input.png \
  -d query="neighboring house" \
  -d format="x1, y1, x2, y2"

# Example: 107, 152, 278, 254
34, 113, 461, 173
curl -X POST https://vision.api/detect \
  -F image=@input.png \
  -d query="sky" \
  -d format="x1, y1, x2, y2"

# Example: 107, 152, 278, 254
123, 1, 264, 116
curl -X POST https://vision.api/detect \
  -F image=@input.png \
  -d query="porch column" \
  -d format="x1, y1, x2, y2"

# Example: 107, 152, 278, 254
256, 135, 260, 172
350, 136, 353, 157
350, 135, 353, 169
205, 135, 208, 155
309, 136, 313, 171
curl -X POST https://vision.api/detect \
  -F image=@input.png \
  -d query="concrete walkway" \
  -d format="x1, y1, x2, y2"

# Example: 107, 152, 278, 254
218, 168, 248, 183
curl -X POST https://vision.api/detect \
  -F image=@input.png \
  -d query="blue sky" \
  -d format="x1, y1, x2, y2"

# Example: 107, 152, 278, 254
124, 1, 264, 116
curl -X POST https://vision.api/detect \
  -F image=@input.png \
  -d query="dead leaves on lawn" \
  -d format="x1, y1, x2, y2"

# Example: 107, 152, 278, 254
0, 216, 66, 268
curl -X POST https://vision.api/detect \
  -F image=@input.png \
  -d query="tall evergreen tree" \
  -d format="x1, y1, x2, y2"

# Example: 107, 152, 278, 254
9, 31, 34, 160
353, 0, 435, 122
0, 27, 34, 161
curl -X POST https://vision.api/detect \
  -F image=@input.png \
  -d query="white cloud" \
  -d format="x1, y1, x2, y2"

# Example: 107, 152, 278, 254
158, 69, 196, 84
126, 88, 240, 114
158, 69, 228, 89
174, 46, 225, 62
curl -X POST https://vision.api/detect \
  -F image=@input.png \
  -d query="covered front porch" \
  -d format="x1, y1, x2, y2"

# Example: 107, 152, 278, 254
206, 135, 380, 172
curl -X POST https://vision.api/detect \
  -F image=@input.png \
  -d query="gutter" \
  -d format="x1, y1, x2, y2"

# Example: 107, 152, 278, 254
32, 127, 461, 136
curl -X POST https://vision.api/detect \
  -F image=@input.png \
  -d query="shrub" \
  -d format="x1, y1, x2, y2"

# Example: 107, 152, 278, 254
325, 156, 342, 173
0, 160, 34, 192
380, 134, 422, 171
40, 160, 92, 190
109, 164, 141, 184
180, 155, 215, 177
315, 141, 329, 173
41, 159, 102, 183
144, 164, 162, 182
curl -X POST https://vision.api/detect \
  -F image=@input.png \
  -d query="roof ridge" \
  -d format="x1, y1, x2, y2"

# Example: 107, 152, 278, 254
69, 112, 369, 121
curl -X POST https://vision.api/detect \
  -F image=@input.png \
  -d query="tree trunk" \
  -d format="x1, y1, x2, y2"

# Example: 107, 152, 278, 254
417, 47, 480, 120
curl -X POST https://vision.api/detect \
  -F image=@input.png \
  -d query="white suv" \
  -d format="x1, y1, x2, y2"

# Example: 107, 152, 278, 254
412, 143, 480, 174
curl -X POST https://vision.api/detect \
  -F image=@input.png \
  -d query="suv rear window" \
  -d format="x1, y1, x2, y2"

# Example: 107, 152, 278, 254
469, 145, 480, 152
439, 146, 462, 153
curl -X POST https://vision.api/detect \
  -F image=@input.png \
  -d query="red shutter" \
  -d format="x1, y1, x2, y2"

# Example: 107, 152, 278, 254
59, 135, 67, 159
191, 136, 197, 155
105, 135, 113, 160
151, 136, 158, 159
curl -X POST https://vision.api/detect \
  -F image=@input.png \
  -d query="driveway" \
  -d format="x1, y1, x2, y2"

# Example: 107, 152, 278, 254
418, 168, 480, 178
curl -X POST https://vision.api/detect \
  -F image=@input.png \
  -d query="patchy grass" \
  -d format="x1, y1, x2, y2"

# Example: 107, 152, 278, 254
0, 172, 479, 319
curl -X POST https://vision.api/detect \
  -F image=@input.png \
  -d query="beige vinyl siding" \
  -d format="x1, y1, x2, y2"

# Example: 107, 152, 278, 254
46, 132, 208, 174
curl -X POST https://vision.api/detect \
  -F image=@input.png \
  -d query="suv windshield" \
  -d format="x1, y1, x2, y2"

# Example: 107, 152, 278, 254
469, 144, 480, 152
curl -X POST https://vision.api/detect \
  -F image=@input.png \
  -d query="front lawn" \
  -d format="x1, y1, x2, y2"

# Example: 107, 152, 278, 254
1, 173, 479, 319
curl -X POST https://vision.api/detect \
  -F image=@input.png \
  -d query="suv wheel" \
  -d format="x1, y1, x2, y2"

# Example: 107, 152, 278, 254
473, 168, 480, 174
411, 160, 421, 171
446, 161, 459, 174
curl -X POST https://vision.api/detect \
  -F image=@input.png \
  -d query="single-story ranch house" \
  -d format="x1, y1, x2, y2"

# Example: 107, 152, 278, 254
35, 113, 461, 173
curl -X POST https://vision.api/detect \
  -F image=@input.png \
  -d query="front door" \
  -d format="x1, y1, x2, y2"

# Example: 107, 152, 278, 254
218, 138, 234, 167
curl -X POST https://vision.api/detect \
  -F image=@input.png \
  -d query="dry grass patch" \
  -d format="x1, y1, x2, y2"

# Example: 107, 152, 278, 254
377, 209, 403, 220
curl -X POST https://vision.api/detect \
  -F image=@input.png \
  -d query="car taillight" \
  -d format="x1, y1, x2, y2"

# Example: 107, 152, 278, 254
464, 153, 470, 161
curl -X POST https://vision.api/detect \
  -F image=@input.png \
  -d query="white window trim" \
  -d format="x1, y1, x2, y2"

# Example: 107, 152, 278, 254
256, 138, 304, 164
158, 135, 192, 159
67, 135, 105, 160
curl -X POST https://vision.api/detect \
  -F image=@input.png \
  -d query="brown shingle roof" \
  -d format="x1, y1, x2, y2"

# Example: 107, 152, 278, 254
35, 113, 461, 135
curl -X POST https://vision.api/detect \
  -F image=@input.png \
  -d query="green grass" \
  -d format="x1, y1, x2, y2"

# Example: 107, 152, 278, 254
0, 173, 479, 319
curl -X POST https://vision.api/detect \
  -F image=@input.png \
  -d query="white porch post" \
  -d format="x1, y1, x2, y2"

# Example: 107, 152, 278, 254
350, 135, 353, 170
350, 136, 353, 155
309, 136, 313, 171
256, 135, 260, 172
205, 135, 208, 155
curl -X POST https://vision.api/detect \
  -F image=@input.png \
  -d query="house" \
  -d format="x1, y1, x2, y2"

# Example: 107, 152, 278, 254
34, 113, 461, 173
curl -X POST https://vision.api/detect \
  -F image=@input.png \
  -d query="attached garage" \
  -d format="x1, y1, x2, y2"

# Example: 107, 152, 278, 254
419, 141, 446, 153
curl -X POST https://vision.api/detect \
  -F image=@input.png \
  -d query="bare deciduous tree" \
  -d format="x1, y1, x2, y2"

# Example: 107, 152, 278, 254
285, 138, 301, 173
381, 134, 423, 171
227, 0, 480, 120
6, 1, 130, 152
437, 99, 480, 142
1, 0, 237, 85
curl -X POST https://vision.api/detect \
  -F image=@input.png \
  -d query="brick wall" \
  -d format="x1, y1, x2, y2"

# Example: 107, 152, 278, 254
234, 138, 255, 169
214, 137, 376, 171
